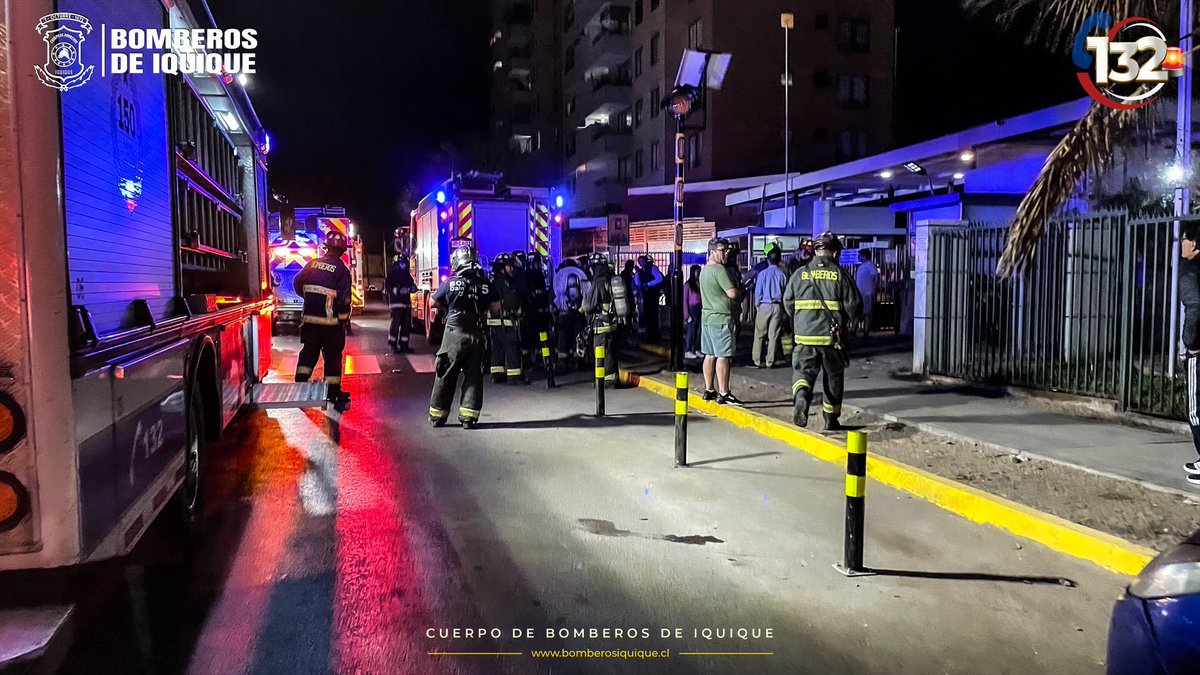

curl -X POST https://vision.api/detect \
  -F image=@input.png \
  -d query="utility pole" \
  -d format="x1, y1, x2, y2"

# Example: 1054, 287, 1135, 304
1171, 0, 1193, 376
782, 13, 794, 229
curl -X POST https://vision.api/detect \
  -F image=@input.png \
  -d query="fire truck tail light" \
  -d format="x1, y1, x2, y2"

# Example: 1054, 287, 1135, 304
0, 472, 30, 533
0, 392, 26, 455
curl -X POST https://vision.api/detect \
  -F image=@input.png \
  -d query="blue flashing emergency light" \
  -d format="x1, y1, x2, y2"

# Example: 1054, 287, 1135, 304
436, 190, 447, 205
555, 195, 565, 209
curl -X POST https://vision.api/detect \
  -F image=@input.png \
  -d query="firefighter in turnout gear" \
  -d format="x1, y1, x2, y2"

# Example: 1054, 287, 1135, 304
782, 232, 862, 430
582, 253, 618, 387
488, 253, 526, 384
294, 230, 354, 409
386, 253, 417, 354
429, 247, 501, 429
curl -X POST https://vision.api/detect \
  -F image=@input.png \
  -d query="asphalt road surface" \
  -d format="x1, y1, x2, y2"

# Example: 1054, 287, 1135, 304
58, 310, 1125, 674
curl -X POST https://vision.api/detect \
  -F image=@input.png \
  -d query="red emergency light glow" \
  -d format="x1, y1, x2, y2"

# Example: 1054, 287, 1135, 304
1165, 46, 1186, 70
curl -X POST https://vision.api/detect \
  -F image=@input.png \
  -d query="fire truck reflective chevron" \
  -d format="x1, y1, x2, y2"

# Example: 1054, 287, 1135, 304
458, 201, 475, 240
530, 202, 551, 257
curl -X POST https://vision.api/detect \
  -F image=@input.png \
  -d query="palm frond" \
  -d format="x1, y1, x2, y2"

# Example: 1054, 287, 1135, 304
961, 0, 1170, 51
996, 100, 1142, 276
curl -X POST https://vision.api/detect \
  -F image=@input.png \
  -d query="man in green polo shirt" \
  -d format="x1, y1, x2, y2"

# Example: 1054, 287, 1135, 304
699, 237, 744, 405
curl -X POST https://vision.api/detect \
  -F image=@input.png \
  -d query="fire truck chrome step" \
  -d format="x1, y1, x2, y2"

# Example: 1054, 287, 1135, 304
0, 604, 74, 670
249, 383, 329, 409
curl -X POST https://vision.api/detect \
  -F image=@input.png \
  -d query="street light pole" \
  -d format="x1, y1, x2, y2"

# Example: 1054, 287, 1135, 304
782, 13, 794, 229
670, 113, 686, 373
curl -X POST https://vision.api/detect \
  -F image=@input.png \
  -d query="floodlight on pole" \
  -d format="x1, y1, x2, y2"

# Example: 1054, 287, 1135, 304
665, 49, 732, 469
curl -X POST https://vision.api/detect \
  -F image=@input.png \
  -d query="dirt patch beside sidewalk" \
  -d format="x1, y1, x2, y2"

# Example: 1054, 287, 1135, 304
717, 370, 1200, 554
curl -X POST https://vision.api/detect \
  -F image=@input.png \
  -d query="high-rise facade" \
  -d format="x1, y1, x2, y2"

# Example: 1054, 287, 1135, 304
489, 0, 564, 187
556, 0, 895, 217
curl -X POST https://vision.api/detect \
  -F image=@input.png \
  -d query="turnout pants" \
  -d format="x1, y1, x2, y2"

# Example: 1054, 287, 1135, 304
752, 303, 784, 366
594, 319, 617, 384
429, 327, 486, 423
296, 323, 347, 398
791, 345, 847, 418
557, 309, 583, 359
389, 305, 411, 350
488, 321, 523, 379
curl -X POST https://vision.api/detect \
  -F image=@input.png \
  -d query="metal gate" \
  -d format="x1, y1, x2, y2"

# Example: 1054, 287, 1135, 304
926, 213, 1195, 419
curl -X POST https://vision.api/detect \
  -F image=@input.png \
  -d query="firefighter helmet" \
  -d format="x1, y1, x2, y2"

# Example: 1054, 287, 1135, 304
813, 231, 843, 253
451, 246, 477, 273
324, 231, 348, 254
764, 241, 782, 257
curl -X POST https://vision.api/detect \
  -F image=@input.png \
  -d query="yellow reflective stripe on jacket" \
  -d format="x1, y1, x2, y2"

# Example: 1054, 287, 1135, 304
794, 299, 841, 311
795, 335, 834, 346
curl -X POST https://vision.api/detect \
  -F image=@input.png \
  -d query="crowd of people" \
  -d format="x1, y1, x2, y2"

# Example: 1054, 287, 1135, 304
369, 232, 882, 431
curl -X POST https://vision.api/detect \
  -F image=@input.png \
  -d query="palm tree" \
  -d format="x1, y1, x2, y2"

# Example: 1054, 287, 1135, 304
963, 0, 1182, 276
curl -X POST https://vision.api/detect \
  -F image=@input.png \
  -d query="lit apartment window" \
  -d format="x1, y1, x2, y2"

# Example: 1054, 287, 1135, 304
635, 148, 644, 178
635, 0, 644, 25
650, 33, 660, 66
688, 19, 703, 50
835, 75, 869, 109
650, 141, 661, 171
837, 18, 870, 53
650, 85, 661, 117
634, 47, 644, 78
687, 133, 702, 167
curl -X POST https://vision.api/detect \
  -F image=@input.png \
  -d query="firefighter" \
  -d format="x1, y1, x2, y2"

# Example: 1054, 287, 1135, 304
294, 230, 353, 409
782, 232, 862, 430
488, 253, 526, 384
386, 254, 417, 354
582, 253, 618, 387
522, 250, 551, 366
552, 258, 589, 367
429, 246, 501, 429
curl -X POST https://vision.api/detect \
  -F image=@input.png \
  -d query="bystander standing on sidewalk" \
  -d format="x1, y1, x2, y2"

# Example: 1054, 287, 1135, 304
700, 238, 744, 405
855, 249, 879, 339
634, 256, 665, 344
751, 242, 788, 368
684, 264, 703, 359
1179, 224, 1200, 486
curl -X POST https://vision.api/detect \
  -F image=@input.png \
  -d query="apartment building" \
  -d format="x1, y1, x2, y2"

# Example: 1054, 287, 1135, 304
489, 0, 563, 186
563, 0, 895, 216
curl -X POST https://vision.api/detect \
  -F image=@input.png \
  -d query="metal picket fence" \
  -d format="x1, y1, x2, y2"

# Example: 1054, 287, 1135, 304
926, 212, 1198, 420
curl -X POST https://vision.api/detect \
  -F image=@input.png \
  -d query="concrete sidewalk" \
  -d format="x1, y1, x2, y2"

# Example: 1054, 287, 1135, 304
649, 339, 1200, 497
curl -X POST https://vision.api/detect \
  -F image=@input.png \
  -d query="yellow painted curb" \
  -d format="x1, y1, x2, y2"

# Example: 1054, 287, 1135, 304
641, 343, 670, 359
621, 370, 1157, 577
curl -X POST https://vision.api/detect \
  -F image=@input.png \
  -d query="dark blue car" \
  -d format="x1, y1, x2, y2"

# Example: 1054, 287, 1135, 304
1107, 529, 1200, 675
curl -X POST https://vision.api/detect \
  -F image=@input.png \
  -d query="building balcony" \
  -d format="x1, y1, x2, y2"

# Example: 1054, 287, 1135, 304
588, 123, 632, 141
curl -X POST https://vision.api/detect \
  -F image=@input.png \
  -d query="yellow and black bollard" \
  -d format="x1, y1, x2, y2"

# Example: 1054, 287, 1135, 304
835, 431, 873, 577
539, 331, 556, 388
674, 371, 688, 467
594, 343, 606, 418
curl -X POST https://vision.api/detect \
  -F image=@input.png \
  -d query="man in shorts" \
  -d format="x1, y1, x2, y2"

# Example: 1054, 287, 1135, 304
699, 237, 744, 405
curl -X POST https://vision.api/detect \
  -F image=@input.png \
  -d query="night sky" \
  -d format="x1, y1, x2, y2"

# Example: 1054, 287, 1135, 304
205, 0, 492, 248
204, 0, 1073, 252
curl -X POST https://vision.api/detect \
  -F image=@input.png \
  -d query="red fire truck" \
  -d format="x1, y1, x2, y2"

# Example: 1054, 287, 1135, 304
0, 0, 319, 665
411, 172, 562, 338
